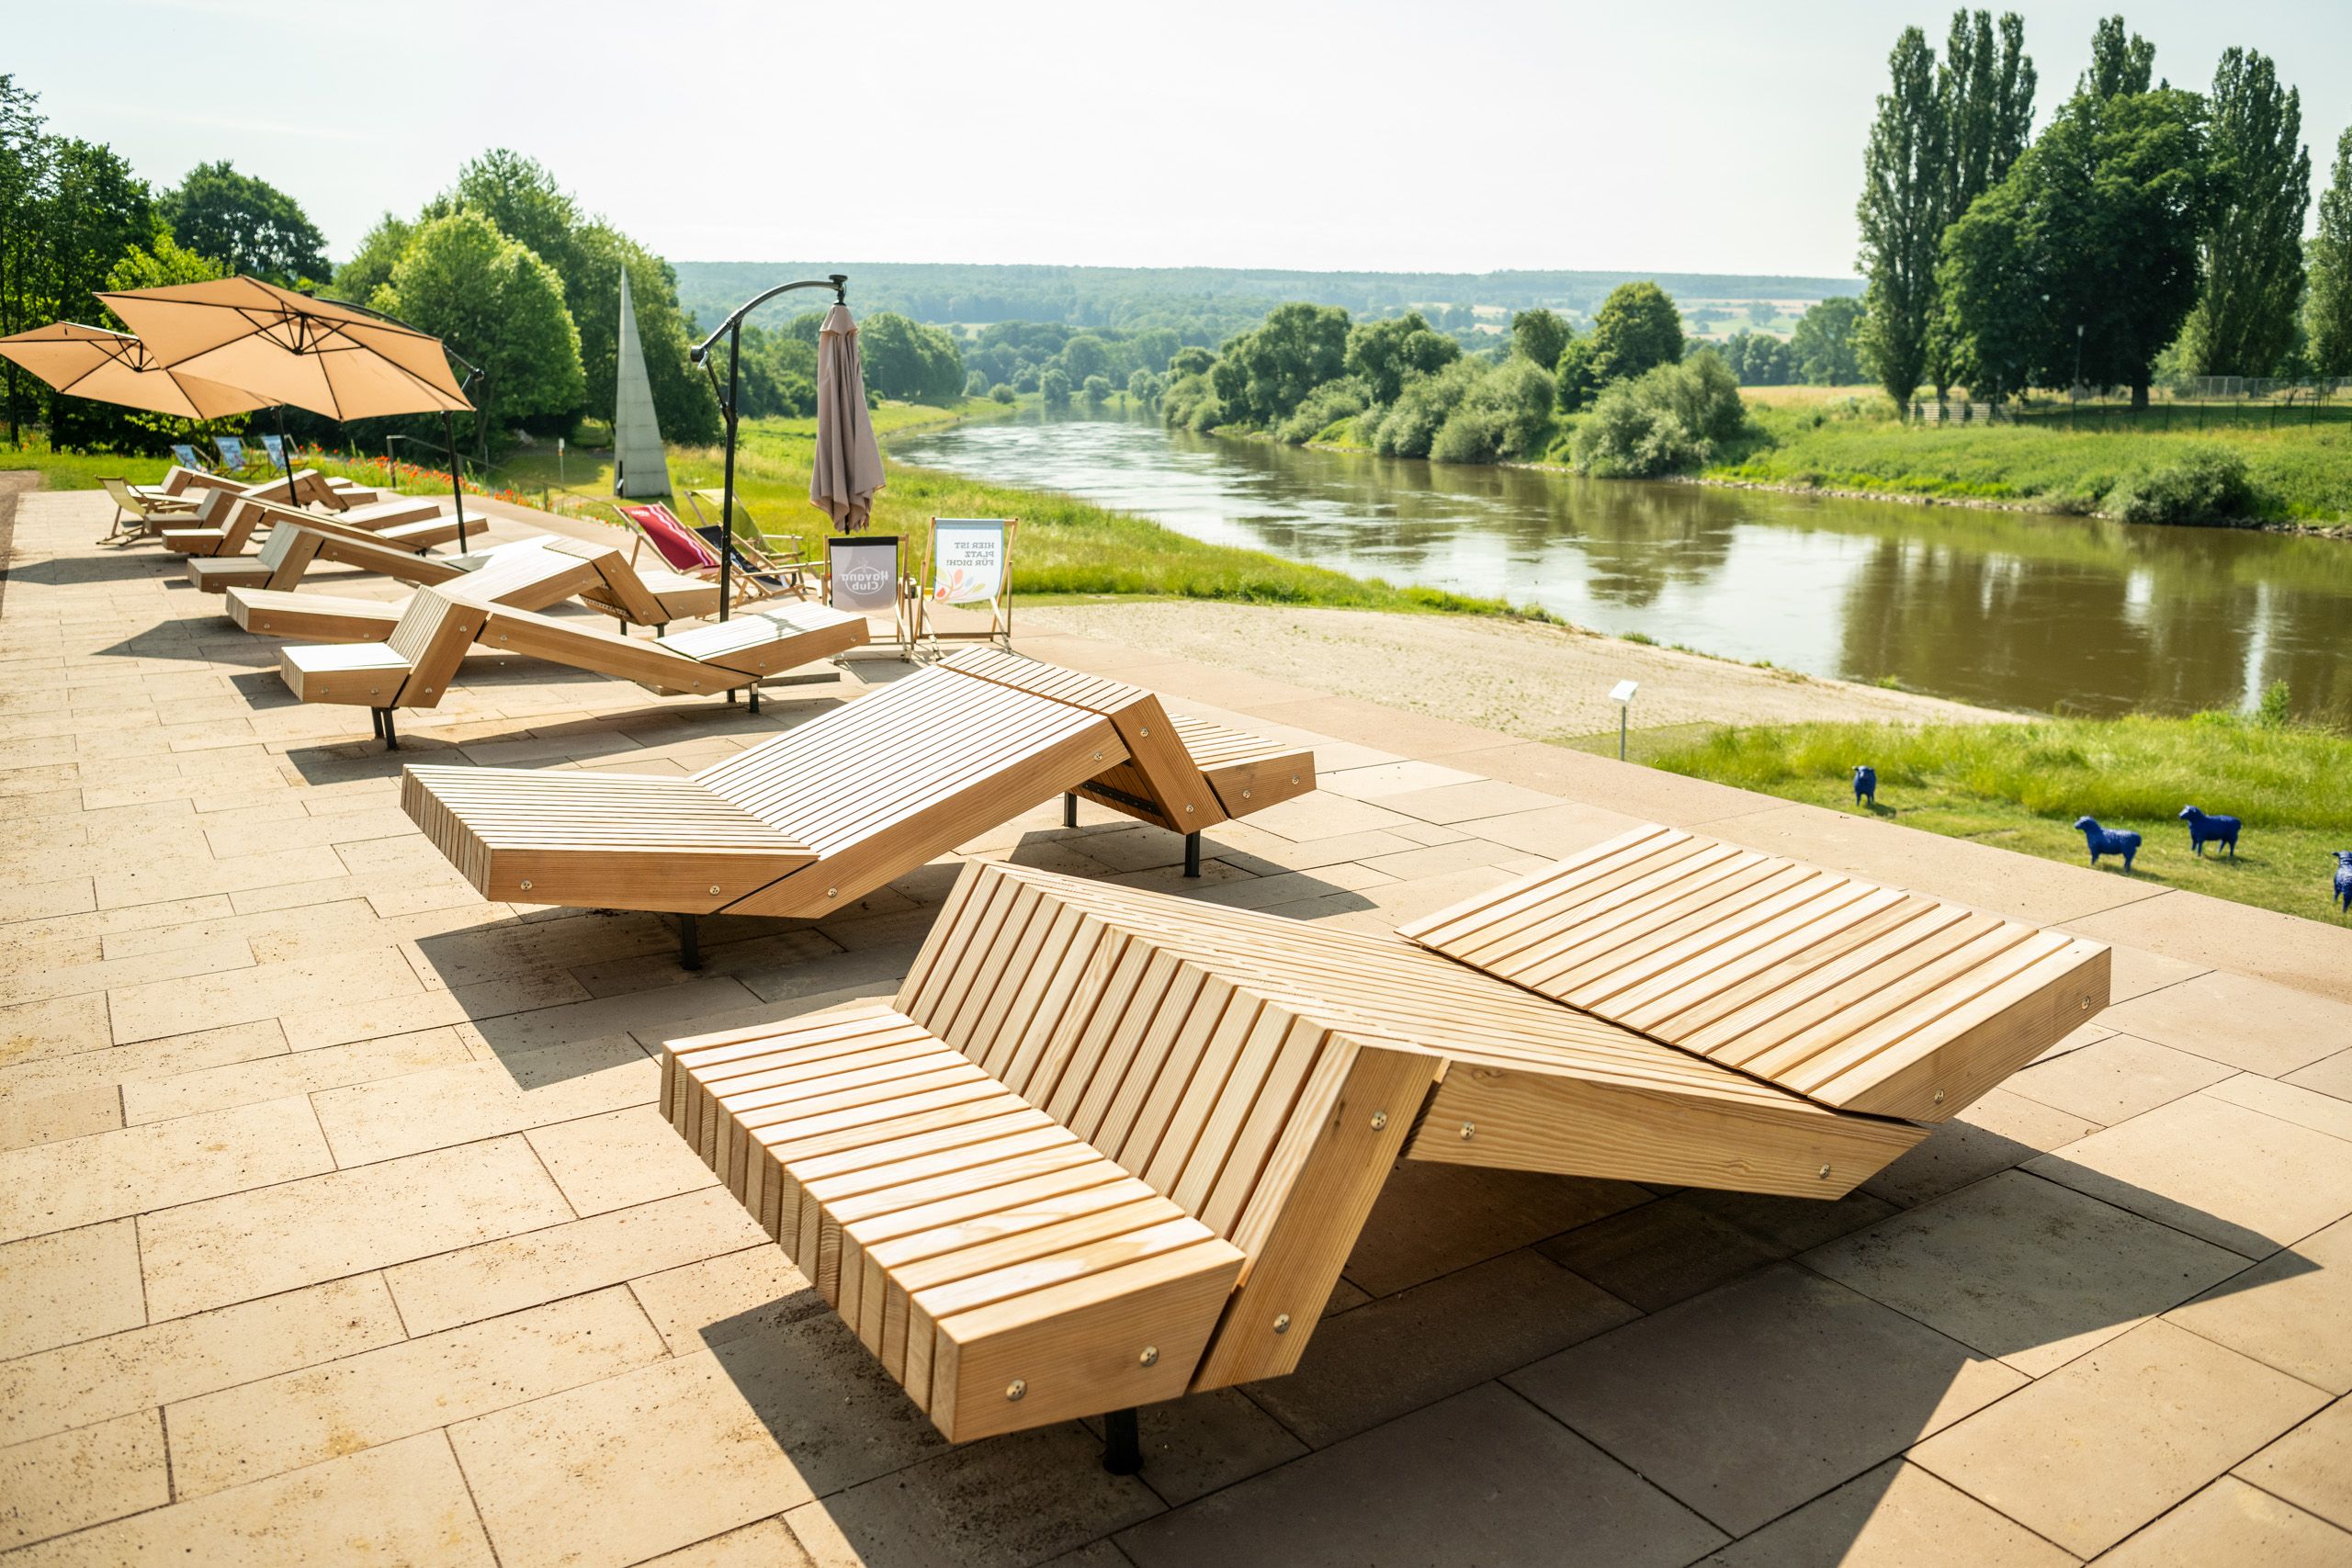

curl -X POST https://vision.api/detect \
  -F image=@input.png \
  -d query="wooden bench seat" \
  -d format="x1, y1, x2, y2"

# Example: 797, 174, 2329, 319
401, 651, 1317, 945
662, 839, 2110, 1455
221, 536, 601, 640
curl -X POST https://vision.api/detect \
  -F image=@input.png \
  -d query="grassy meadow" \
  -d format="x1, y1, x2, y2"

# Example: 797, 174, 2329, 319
1651, 707, 2352, 923
1712, 399, 2352, 524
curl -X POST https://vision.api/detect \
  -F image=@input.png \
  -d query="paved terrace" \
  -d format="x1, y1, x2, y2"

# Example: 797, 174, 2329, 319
2, 482, 2348, 1567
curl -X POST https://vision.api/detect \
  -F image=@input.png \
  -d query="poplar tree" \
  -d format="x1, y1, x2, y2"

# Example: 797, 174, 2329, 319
2311, 128, 2352, 375
1857, 28, 1948, 415
1928, 10, 2036, 400
2082, 15, 2155, 101
2188, 49, 2310, 375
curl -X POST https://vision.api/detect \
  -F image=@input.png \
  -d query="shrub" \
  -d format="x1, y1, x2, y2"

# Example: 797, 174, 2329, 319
2100, 446, 2256, 525
1569, 354, 1741, 477
1370, 360, 1482, 457
989, 383, 1014, 404
1429, 358, 1559, 464
1274, 378, 1369, 445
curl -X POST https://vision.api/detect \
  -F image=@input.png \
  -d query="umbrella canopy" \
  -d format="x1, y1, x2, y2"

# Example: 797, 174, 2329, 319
0, 322, 276, 422
809, 303, 884, 530
95, 276, 471, 422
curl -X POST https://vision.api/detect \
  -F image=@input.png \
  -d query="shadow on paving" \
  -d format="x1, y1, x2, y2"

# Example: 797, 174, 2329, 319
694, 1143, 2315, 1567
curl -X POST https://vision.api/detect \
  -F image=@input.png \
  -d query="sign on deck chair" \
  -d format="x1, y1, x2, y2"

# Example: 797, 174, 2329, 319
919, 517, 1015, 650
213, 434, 246, 469
828, 534, 912, 657
260, 434, 285, 469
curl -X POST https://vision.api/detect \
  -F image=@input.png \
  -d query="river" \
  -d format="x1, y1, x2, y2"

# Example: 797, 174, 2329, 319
891, 413, 2352, 726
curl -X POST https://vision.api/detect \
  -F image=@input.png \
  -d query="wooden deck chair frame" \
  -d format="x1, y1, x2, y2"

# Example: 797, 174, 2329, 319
677, 491, 812, 602
917, 517, 1017, 652
99, 476, 198, 543
823, 533, 916, 660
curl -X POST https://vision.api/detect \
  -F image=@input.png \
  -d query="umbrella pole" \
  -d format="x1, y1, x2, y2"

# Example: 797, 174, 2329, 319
441, 410, 469, 551
719, 319, 741, 627
275, 406, 297, 498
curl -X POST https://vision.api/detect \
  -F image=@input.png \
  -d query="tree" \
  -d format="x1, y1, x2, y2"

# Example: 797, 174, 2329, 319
1789, 297, 1868, 385
858, 312, 965, 403
2081, 15, 2154, 102
38, 139, 158, 450
159, 161, 329, 285
1039, 367, 1070, 410
428, 151, 583, 296
1929, 11, 2036, 399
1126, 367, 1162, 409
0, 75, 51, 443
1934, 179, 2041, 402
1509, 308, 1569, 371
2311, 127, 2352, 374
1080, 373, 1112, 408
1220, 302, 1350, 424
1168, 345, 1215, 378
1586, 282, 1685, 385
375, 211, 583, 438
1344, 310, 1458, 404
571, 224, 720, 443
1857, 26, 1947, 414
2184, 49, 2308, 375
1059, 334, 1110, 383
333, 214, 413, 307
1553, 333, 1599, 411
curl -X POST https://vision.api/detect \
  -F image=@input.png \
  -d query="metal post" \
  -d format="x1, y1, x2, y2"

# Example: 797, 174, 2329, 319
440, 409, 469, 551
1183, 832, 1202, 878
1102, 1408, 1141, 1475
379, 709, 398, 750
679, 914, 701, 971
1063, 792, 1078, 829
370, 708, 384, 739
274, 404, 297, 498
1620, 705, 1628, 761
718, 319, 741, 626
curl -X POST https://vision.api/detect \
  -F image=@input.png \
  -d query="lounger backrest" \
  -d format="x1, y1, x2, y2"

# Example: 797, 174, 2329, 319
254, 523, 324, 585
938, 649, 1225, 829
547, 536, 668, 626
343, 496, 441, 529
694, 670, 1124, 919
619, 502, 720, 573
384, 588, 484, 704
311, 528, 464, 584
103, 477, 146, 512
1400, 824, 2112, 1122
471, 601, 723, 694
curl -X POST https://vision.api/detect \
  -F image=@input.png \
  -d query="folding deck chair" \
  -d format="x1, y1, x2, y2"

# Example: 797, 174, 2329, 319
279, 583, 866, 749
658, 829, 2111, 1465
681, 490, 813, 597
401, 649, 1317, 964
99, 477, 199, 541
916, 517, 1016, 651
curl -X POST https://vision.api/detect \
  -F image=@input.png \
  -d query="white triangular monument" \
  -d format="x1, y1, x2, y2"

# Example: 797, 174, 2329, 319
612, 269, 672, 498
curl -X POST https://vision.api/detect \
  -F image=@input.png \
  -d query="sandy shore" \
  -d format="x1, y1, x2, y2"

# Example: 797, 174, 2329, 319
1024, 600, 2014, 743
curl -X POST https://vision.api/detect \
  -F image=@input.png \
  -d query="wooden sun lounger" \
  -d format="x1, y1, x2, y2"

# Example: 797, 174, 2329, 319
107, 469, 334, 544
165, 492, 448, 558
660, 829, 2110, 1461
282, 586, 867, 747
222, 536, 607, 642
196, 525, 560, 604
400, 649, 1317, 961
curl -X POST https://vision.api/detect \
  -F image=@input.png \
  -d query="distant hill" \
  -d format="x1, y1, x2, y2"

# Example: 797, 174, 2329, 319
670, 261, 1861, 341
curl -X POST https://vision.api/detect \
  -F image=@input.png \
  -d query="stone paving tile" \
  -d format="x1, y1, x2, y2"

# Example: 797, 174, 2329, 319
2026, 1090, 2352, 1258
1119, 1382, 1724, 1568
1315, 759, 1483, 798
1091, 1387, 1306, 1509
1672, 1187, 1900, 1256
1701, 1458, 2075, 1568
2165, 1214, 2352, 1394
119, 1026, 469, 1124
0, 1220, 145, 1361
2064, 892, 2352, 1009
1340, 1161, 1648, 1297
1368, 777, 1565, 825
1245, 1248, 1637, 1448
1509, 1264, 2027, 1538
1803, 1169, 2247, 1376
2206, 1073, 2352, 1144
278, 964, 598, 1051
0, 1095, 332, 1244
2288, 1046, 2352, 1105
2101, 1474, 2351, 1566
628, 1246, 819, 1356
2235, 1395, 2352, 1532
785, 1420, 1161, 1568
0, 1430, 495, 1568
643, 1518, 815, 1566
0, 1018, 286, 1099
0, 994, 108, 1071
1540, 1198, 1786, 1313
2006, 1032, 2237, 1126
1909, 1319, 2327, 1559
1860, 1086, 2102, 1210
386, 1188, 767, 1337
2097, 968, 2352, 1077
0, 1407, 169, 1551
141, 1135, 574, 1320
311, 1032, 657, 1167
526, 1103, 723, 1216
0, 1086, 120, 1150
0, 1274, 404, 1450
106, 946, 425, 1045
166, 1286, 669, 1498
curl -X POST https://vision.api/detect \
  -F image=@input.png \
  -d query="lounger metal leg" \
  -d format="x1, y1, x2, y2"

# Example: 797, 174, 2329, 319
379, 709, 399, 751
748, 682, 761, 716
1183, 832, 1202, 878
370, 708, 384, 739
1102, 1407, 1142, 1475
679, 914, 701, 971
1063, 793, 1078, 829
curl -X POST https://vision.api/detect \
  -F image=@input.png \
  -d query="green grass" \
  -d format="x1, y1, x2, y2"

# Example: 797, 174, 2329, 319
1713, 401, 2352, 523
1650, 708, 2352, 924
0, 437, 173, 490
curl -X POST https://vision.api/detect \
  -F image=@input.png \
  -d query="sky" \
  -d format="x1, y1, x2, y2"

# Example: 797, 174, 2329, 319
20, 0, 2352, 279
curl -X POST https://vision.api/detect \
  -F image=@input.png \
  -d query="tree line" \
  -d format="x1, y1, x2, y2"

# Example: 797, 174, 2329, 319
1859, 11, 2352, 414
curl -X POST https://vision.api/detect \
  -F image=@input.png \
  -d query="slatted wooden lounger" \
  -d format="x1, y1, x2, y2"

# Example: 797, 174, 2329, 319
164, 492, 449, 558
282, 583, 867, 749
213, 531, 718, 637
661, 831, 2109, 1467
211, 535, 607, 642
401, 649, 1317, 964
104, 468, 333, 544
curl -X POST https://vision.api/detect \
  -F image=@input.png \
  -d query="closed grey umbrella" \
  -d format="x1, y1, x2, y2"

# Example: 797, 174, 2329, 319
809, 303, 884, 531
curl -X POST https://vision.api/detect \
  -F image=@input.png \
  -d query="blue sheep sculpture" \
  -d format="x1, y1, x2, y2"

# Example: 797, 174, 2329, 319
2335, 851, 2352, 913
2074, 817, 2141, 873
1852, 764, 1877, 807
2177, 806, 2240, 859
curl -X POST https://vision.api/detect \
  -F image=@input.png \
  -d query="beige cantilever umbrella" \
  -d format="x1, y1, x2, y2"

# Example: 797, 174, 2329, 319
96, 275, 481, 546
0, 322, 277, 421
809, 302, 884, 531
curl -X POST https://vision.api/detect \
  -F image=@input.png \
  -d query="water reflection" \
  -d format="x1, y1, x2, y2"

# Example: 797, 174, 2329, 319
892, 414, 2352, 724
